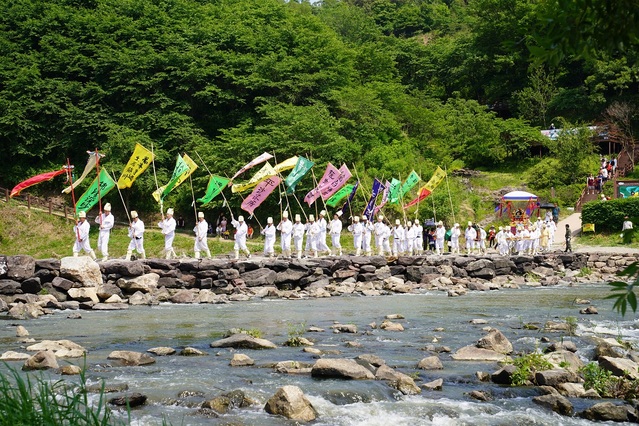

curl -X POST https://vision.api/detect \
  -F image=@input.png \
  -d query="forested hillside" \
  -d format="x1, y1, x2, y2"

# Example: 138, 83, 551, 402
1, 0, 637, 220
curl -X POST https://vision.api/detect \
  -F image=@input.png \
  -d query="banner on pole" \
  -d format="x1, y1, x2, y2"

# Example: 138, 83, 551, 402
388, 178, 401, 204
285, 156, 314, 194
75, 169, 116, 213
340, 181, 360, 215
403, 167, 446, 209
117, 143, 155, 189
241, 176, 281, 215
363, 178, 385, 220
10, 168, 67, 198
304, 163, 339, 205
320, 164, 352, 201
231, 162, 277, 193
62, 152, 103, 194
326, 184, 354, 207
231, 152, 273, 180
273, 156, 299, 174
197, 175, 230, 205
398, 170, 421, 199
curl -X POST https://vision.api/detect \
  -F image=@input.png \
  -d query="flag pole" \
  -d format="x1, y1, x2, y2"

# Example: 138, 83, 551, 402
112, 170, 132, 224
444, 165, 455, 224
415, 167, 423, 218
310, 168, 320, 218
150, 143, 164, 220
193, 150, 235, 220
271, 151, 285, 219
189, 174, 198, 224
94, 149, 103, 227
66, 158, 81, 242
398, 172, 409, 224
226, 173, 263, 229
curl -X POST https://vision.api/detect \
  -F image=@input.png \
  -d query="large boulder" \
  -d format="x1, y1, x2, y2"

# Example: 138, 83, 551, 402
598, 356, 639, 380
0, 298, 7, 312
311, 358, 375, 380
101, 260, 145, 276
374, 365, 421, 395
117, 273, 159, 294
451, 345, 509, 362
22, 351, 59, 370
210, 334, 277, 350
417, 356, 444, 370
67, 287, 100, 304
476, 329, 513, 354
240, 268, 277, 287
7, 302, 44, 319
275, 268, 309, 284
6, 255, 36, 281
60, 256, 102, 286
264, 386, 317, 422
535, 369, 579, 386
107, 351, 156, 366
0, 279, 22, 295
108, 393, 147, 408
579, 402, 635, 422
0, 351, 31, 361
27, 340, 86, 357
169, 290, 198, 304
532, 394, 573, 416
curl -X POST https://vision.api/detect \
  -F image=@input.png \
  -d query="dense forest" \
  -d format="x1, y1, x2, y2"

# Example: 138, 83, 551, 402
1, 0, 638, 221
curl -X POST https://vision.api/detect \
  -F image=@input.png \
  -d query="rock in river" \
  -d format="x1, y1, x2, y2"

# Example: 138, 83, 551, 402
264, 385, 317, 422
210, 333, 277, 350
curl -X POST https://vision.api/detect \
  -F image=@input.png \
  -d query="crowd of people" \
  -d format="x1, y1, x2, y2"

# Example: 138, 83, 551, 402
587, 155, 616, 199
72, 205, 568, 261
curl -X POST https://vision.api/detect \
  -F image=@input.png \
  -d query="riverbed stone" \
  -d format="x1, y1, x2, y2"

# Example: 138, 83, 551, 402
117, 273, 159, 294
109, 393, 147, 408
311, 358, 375, 380
230, 353, 254, 366
60, 256, 102, 286
60, 365, 82, 375
170, 289, 198, 304
127, 291, 154, 305
0, 351, 30, 361
331, 323, 357, 333
579, 402, 635, 422
148, 347, 176, 356
535, 369, 579, 386
476, 329, 513, 354
6, 255, 35, 281
210, 334, 277, 350
598, 356, 639, 379
67, 287, 99, 304
7, 302, 44, 319
27, 340, 86, 356
380, 320, 404, 331
23, 351, 59, 370
417, 356, 443, 370
107, 350, 156, 366
422, 378, 444, 391
532, 394, 573, 416
491, 364, 517, 384
264, 385, 317, 422
451, 345, 509, 362
544, 350, 584, 373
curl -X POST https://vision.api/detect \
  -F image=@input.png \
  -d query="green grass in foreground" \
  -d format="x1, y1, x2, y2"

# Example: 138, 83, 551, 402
0, 362, 126, 426
577, 231, 639, 249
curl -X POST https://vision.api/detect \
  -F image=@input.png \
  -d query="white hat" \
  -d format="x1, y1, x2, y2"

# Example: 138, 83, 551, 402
283, 211, 289, 218
320, 210, 326, 216
353, 216, 360, 222
467, 221, 472, 226
267, 217, 273, 224
454, 223, 459, 227
198, 211, 204, 218
309, 214, 315, 221
378, 215, 384, 220
414, 219, 419, 225
167, 208, 174, 215
295, 214, 301, 222
498, 226, 503, 231
336, 211, 343, 217
395, 219, 401, 225
78, 211, 86, 218
131, 210, 138, 218
362, 215, 368, 220
437, 221, 443, 226
238, 215, 244, 222
103, 203, 111, 211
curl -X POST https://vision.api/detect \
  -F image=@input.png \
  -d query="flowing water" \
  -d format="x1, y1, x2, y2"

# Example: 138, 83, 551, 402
1, 284, 638, 425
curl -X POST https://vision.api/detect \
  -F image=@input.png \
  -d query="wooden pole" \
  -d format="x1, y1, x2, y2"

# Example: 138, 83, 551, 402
151, 143, 164, 220
444, 165, 455, 225
111, 170, 131, 224
27, 195, 31, 210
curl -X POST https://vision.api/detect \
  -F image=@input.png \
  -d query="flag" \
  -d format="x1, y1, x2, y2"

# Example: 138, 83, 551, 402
197, 175, 230, 205
62, 152, 103, 194
154, 155, 190, 202
363, 178, 385, 220
398, 170, 421, 199
340, 181, 359, 215
117, 143, 154, 189
374, 180, 391, 217
582, 223, 595, 232
304, 163, 339, 205
403, 167, 446, 209
10, 168, 67, 198
285, 156, 314, 194
241, 176, 281, 215
152, 154, 198, 202
273, 156, 299, 174
388, 178, 401, 204
231, 162, 277, 193
326, 184, 355, 207
231, 152, 273, 180
320, 164, 352, 200
75, 169, 116, 213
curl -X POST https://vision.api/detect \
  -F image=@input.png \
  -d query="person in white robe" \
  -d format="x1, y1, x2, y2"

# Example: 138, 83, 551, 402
95, 203, 114, 261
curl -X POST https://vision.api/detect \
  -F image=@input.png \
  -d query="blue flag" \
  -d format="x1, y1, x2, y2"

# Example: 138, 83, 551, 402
340, 181, 359, 215
363, 179, 384, 221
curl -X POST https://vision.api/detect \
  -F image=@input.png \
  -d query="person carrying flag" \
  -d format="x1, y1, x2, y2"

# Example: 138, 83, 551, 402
329, 212, 343, 256
231, 215, 251, 260
261, 217, 276, 258
95, 203, 114, 261
126, 211, 145, 260
277, 211, 293, 258
73, 211, 97, 260
194, 212, 211, 259
348, 216, 363, 256
158, 208, 177, 259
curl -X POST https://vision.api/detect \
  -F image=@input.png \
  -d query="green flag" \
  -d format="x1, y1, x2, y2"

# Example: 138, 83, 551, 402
75, 169, 116, 213
197, 175, 230, 205
326, 184, 355, 207
285, 156, 314, 194
398, 170, 421, 199
388, 178, 402, 204
160, 155, 190, 202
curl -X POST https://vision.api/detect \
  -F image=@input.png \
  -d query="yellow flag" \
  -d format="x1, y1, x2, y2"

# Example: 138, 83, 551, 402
423, 166, 446, 192
582, 223, 595, 232
273, 156, 299, 174
117, 143, 155, 189
151, 154, 198, 202
232, 162, 277, 193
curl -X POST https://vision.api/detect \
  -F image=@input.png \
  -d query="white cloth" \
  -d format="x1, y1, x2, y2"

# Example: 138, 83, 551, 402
127, 219, 145, 252
292, 222, 305, 253
392, 225, 404, 255
363, 222, 373, 253
329, 219, 342, 250
232, 219, 248, 251
261, 224, 276, 255
465, 227, 476, 250
194, 219, 209, 252
435, 225, 446, 251
73, 220, 92, 254
374, 221, 385, 251
450, 227, 461, 251
317, 218, 329, 251
414, 225, 424, 252
348, 222, 363, 250
406, 225, 416, 254
623, 220, 633, 231
159, 217, 177, 251
95, 212, 114, 255
306, 221, 320, 251
277, 219, 293, 251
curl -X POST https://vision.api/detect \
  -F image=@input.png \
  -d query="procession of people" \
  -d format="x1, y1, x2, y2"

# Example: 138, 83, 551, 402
71, 206, 561, 261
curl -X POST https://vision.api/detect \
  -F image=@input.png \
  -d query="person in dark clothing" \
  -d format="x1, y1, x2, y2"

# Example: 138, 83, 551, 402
564, 224, 572, 252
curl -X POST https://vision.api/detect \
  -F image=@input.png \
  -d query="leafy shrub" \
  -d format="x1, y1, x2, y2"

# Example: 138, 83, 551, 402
509, 352, 553, 386
580, 362, 639, 399
284, 321, 307, 347
581, 197, 639, 232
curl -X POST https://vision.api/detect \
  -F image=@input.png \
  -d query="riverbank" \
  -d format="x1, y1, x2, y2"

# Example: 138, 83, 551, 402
0, 250, 636, 319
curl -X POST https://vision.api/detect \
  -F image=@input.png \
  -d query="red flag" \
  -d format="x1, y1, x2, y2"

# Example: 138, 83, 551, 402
10, 168, 67, 198
403, 187, 432, 209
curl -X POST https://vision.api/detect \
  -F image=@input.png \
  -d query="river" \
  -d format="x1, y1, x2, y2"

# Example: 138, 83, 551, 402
2, 284, 638, 425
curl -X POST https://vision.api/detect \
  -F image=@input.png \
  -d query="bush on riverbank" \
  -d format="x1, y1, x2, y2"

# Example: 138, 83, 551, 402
582, 198, 639, 233
0, 363, 124, 425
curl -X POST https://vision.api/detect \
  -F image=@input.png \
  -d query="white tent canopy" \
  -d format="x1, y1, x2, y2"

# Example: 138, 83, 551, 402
502, 190, 538, 201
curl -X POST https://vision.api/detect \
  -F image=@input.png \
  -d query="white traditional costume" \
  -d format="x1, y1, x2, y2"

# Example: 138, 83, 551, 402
95, 203, 114, 261
194, 212, 211, 259
261, 217, 276, 257
231, 215, 251, 259
348, 216, 363, 255
329, 212, 343, 256
277, 211, 293, 257
126, 211, 145, 260
158, 207, 177, 259
73, 211, 96, 260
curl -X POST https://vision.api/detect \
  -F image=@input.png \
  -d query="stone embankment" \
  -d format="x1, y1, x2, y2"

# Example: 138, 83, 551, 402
0, 251, 635, 319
